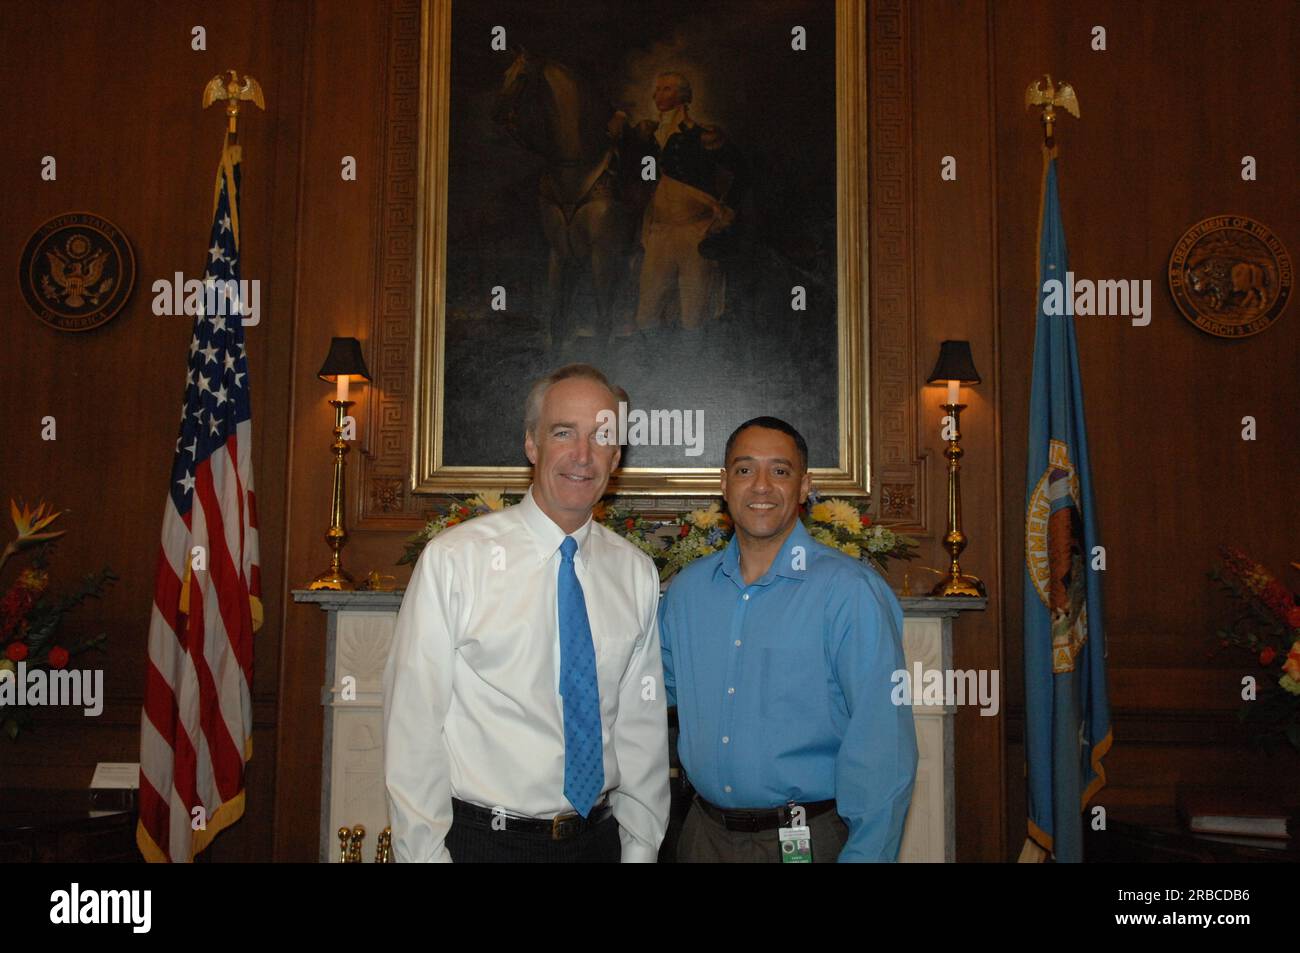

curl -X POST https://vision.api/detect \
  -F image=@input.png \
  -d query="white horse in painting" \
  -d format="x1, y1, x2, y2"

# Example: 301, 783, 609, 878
494, 48, 633, 346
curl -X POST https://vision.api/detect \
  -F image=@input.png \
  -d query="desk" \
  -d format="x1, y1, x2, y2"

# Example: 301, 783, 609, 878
0, 789, 140, 863
1086, 818, 1300, 863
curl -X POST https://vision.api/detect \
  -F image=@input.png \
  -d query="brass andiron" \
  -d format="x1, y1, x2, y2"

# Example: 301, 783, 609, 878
339, 824, 384, 862
309, 337, 371, 591
375, 827, 393, 864
348, 825, 366, 863
927, 341, 986, 598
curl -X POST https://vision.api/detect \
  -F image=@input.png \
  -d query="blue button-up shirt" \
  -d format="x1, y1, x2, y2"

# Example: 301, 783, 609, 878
659, 519, 918, 861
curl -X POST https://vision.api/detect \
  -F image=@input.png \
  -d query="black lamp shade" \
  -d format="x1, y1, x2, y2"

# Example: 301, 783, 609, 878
317, 337, 372, 383
926, 340, 981, 385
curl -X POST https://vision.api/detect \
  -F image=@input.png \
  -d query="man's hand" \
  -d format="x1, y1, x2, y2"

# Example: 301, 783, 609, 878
707, 205, 737, 236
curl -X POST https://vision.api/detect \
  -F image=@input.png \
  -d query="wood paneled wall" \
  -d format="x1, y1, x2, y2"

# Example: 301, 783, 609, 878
993, 0, 1300, 854
0, 0, 307, 861
3, 0, 1293, 863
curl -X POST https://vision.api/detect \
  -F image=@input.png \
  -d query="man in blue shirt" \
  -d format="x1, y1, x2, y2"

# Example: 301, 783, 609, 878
659, 417, 917, 862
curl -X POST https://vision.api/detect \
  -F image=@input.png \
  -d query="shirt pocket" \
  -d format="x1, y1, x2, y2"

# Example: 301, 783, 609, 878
594, 628, 642, 691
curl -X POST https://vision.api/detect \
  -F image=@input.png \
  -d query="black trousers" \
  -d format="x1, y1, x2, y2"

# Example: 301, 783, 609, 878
445, 803, 622, 863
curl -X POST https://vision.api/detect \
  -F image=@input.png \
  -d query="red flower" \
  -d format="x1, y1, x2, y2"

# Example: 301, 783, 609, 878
0, 583, 37, 642
48, 646, 69, 669
1261, 580, 1291, 617
6, 641, 28, 662
860, 514, 872, 528
1286, 643, 1300, 680
679, 525, 690, 538
625, 518, 635, 530
1260, 645, 1277, 666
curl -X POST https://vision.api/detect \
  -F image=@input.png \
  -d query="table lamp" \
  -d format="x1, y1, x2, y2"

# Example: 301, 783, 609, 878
308, 337, 371, 590
926, 340, 985, 597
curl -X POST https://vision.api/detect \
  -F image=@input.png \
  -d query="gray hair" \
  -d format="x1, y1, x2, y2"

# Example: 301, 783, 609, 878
524, 363, 627, 438
657, 71, 692, 104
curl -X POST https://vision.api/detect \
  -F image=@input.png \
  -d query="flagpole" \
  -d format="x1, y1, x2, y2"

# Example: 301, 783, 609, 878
1019, 75, 1087, 864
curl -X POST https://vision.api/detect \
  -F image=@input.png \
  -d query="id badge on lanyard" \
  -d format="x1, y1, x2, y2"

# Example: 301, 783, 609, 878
778, 802, 812, 863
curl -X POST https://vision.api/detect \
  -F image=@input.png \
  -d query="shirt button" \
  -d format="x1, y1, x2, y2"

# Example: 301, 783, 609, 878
742, 593, 750, 601
722, 736, 730, 744
734, 639, 742, 647
727, 687, 735, 694
724, 785, 732, 794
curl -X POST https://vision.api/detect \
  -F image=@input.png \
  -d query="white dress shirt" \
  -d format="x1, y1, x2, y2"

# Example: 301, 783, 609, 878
382, 486, 670, 862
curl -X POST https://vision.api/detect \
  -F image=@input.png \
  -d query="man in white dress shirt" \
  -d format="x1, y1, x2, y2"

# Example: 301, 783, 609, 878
383, 364, 670, 862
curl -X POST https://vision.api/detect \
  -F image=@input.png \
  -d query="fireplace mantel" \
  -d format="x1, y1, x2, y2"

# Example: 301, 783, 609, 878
293, 588, 986, 862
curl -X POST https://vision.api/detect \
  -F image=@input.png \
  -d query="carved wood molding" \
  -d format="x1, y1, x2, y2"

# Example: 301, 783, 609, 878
358, 0, 427, 528
359, 0, 927, 531
868, 0, 926, 532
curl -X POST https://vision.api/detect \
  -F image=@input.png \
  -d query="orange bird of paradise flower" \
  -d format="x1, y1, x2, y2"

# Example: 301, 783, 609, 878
1, 499, 67, 574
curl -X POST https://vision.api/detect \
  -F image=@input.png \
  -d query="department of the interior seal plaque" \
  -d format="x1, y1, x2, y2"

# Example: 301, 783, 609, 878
1168, 215, 1291, 338
18, 212, 135, 332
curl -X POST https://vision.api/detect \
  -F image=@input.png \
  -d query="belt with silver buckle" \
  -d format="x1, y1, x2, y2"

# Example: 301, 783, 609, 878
451, 797, 612, 840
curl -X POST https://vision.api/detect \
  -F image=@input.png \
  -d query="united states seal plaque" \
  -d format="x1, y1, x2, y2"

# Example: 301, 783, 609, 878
18, 212, 135, 332
1168, 215, 1291, 338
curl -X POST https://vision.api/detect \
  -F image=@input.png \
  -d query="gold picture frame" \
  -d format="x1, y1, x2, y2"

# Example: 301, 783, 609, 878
412, 0, 870, 497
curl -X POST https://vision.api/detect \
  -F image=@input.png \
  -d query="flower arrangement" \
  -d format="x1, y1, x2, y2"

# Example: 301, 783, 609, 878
1208, 546, 1300, 752
400, 490, 917, 583
399, 491, 510, 567
0, 500, 118, 740
805, 491, 919, 572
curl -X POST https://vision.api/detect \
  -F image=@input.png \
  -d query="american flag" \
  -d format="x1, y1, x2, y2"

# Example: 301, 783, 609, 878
138, 138, 261, 862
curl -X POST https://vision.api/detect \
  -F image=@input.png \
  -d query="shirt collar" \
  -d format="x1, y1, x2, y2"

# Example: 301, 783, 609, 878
718, 518, 813, 587
519, 485, 594, 566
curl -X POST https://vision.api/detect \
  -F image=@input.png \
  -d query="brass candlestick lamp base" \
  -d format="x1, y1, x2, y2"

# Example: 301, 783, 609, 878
932, 402, 986, 598
308, 398, 356, 591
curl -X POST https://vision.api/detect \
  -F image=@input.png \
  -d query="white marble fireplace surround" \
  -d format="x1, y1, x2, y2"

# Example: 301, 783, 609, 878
293, 589, 985, 862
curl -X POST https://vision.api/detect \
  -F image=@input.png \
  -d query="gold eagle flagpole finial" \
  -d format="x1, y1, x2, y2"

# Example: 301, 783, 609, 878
1025, 74, 1080, 150
202, 70, 266, 138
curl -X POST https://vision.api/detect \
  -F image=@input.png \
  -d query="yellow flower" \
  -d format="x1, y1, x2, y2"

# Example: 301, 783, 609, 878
469, 490, 505, 511
839, 542, 861, 559
17, 568, 49, 594
689, 501, 725, 530
823, 499, 864, 532
1281, 674, 1300, 696
810, 502, 834, 523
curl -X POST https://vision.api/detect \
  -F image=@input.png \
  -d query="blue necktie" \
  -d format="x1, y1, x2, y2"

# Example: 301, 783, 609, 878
558, 536, 603, 817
